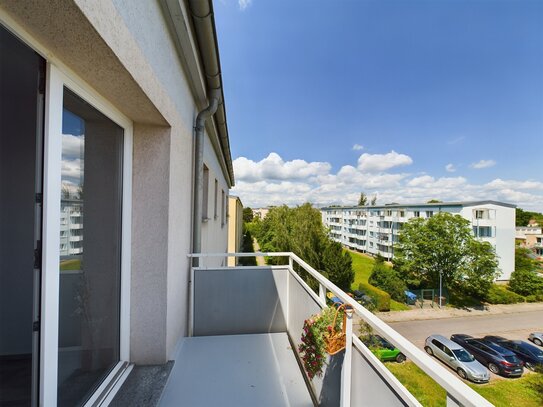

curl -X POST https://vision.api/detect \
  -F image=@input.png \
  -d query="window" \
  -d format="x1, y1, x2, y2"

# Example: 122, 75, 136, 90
414, 211, 420, 217
202, 165, 209, 220
221, 189, 225, 227
214, 179, 218, 219
426, 211, 433, 218
58, 88, 124, 406
399, 210, 405, 217
475, 210, 485, 219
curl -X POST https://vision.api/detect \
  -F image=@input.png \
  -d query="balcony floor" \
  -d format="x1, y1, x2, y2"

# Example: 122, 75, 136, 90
158, 333, 314, 407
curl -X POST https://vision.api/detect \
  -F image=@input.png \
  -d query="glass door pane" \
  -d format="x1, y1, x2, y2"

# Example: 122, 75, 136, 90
0, 24, 45, 407
57, 88, 123, 407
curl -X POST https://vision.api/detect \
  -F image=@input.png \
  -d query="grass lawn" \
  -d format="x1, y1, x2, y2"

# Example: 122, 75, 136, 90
386, 361, 543, 407
60, 259, 81, 271
386, 362, 446, 406
348, 250, 410, 311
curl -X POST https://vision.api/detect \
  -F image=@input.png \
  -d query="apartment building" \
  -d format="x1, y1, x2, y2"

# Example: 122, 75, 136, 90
516, 226, 543, 258
322, 201, 515, 280
0, 1, 233, 405
227, 195, 244, 266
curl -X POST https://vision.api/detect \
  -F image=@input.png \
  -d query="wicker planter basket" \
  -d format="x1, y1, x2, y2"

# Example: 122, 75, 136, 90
324, 303, 349, 355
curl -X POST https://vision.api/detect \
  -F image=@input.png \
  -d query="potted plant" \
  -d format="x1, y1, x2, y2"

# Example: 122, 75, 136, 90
298, 305, 346, 379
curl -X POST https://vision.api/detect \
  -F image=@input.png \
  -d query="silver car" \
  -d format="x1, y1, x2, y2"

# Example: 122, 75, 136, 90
425, 334, 490, 383
529, 332, 543, 347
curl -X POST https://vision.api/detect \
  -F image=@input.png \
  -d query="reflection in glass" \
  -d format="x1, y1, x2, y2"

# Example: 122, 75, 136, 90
58, 88, 123, 406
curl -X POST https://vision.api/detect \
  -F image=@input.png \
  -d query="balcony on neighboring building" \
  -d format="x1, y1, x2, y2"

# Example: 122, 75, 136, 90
157, 252, 492, 407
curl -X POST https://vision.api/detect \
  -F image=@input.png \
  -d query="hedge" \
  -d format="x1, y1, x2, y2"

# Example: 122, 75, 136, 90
359, 282, 391, 312
484, 285, 525, 304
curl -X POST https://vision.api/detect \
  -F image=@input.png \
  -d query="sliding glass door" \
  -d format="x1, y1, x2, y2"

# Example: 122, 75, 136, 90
0, 24, 45, 407
57, 88, 124, 406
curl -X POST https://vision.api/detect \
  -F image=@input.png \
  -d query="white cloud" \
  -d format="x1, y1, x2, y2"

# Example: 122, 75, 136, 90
231, 152, 543, 212
445, 163, 456, 173
238, 0, 252, 10
357, 150, 413, 172
470, 159, 496, 169
447, 136, 465, 145
352, 144, 364, 151
62, 134, 84, 159
234, 153, 331, 182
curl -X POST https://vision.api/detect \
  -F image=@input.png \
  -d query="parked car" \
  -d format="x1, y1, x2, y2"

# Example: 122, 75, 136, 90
484, 336, 543, 370
352, 290, 374, 307
424, 335, 489, 383
529, 332, 543, 347
362, 335, 406, 363
450, 334, 524, 377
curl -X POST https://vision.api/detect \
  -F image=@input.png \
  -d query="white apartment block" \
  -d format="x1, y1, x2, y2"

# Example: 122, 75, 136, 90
322, 201, 516, 280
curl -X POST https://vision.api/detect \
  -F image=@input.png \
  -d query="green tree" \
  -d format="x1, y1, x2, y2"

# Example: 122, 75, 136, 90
358, 192, 368, 206
321, 241, 354, 291
370, 195, 377, 206
427, 199, 442, 203
509, 248, 543, 296
369, 255, 407, 302
516, 207, 543, 227
256, 204, 354, 290
394, 212, 499, 297
242, 207, 254, 223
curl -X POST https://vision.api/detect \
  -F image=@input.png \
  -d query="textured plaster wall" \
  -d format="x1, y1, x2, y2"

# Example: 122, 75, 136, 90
131, 124, 171, 364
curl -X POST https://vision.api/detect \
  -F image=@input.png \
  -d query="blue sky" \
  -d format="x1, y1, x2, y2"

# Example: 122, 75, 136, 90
214, 0, 543, 211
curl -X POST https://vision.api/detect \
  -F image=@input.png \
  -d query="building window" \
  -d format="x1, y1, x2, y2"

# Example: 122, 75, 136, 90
202, 165, 209, 220
214, 179, 218, 219
426, 211, 433, 218
399, 210, 405, 217
221, 189, 225, 227
475, 210, 485, 219
414, 211, 420, 217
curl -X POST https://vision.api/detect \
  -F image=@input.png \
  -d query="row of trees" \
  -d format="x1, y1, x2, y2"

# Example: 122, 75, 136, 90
252, 204, 354, 291
516, 207, 543, 227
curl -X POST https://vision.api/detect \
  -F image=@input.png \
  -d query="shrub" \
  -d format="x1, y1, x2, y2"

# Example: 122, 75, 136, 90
484, 285, 525, 304
369, 259, 407, 302
509, 268, 543, 296
525, 295, 538, 303
359, 282, 391, 311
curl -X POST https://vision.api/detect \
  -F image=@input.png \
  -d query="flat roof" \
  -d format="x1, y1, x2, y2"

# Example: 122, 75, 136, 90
321, 200, 516, 210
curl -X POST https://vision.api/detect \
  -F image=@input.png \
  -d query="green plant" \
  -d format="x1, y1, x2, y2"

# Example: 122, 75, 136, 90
525, 294, 538, 303
298, 307, 343, 379
484, 285, 525, 304
369, 256, 407, 302
359, 282, 391, 311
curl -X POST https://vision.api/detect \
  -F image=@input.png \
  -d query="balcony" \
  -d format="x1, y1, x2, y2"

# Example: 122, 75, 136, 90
157, 253, 492, 407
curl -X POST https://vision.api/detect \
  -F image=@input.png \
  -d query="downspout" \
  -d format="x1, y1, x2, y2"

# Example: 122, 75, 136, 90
192, 89, 221, 267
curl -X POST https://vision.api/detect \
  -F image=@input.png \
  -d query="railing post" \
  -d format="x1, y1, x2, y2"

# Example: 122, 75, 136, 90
319, 284, 326, 304
288, 255, 293, 270
340, 308, 353, 407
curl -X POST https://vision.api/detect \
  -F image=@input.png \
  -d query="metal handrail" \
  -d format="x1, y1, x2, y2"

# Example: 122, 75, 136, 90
189, 252, 494, 407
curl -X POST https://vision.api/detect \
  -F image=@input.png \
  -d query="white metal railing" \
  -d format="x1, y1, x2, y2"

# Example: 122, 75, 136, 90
189, 252, 494, 407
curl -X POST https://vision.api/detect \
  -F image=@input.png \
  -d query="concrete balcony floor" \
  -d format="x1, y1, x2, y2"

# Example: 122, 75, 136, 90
158, 333, 314, 407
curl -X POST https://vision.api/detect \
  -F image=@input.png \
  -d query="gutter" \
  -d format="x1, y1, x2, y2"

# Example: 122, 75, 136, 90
187, 0, 234, 188
192, 89, 221, 266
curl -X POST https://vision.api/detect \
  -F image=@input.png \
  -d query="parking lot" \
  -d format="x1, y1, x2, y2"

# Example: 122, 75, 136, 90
387, 308, 542, 381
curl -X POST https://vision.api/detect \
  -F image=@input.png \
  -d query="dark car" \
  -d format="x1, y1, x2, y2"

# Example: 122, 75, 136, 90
484, 336, 543, 370
450, 334, 524, 377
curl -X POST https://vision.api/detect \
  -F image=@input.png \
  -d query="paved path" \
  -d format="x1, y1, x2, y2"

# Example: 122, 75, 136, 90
377, 302, 543, 323
252, 239, 266, 266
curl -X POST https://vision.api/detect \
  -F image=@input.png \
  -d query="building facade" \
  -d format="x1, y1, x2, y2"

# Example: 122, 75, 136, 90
516, 226, 543, 259
0, 1, 233, 405
322, 201, 515, 280
227, 196, 244, 266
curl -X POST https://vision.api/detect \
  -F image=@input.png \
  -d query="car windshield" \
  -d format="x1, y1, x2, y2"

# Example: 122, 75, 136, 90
452, 349, 474, 362
529, 347, 543, 358
504, 355, 520, 364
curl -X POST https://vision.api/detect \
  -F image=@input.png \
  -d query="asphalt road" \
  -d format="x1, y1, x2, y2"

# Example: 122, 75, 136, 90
389, 310, 542, 349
